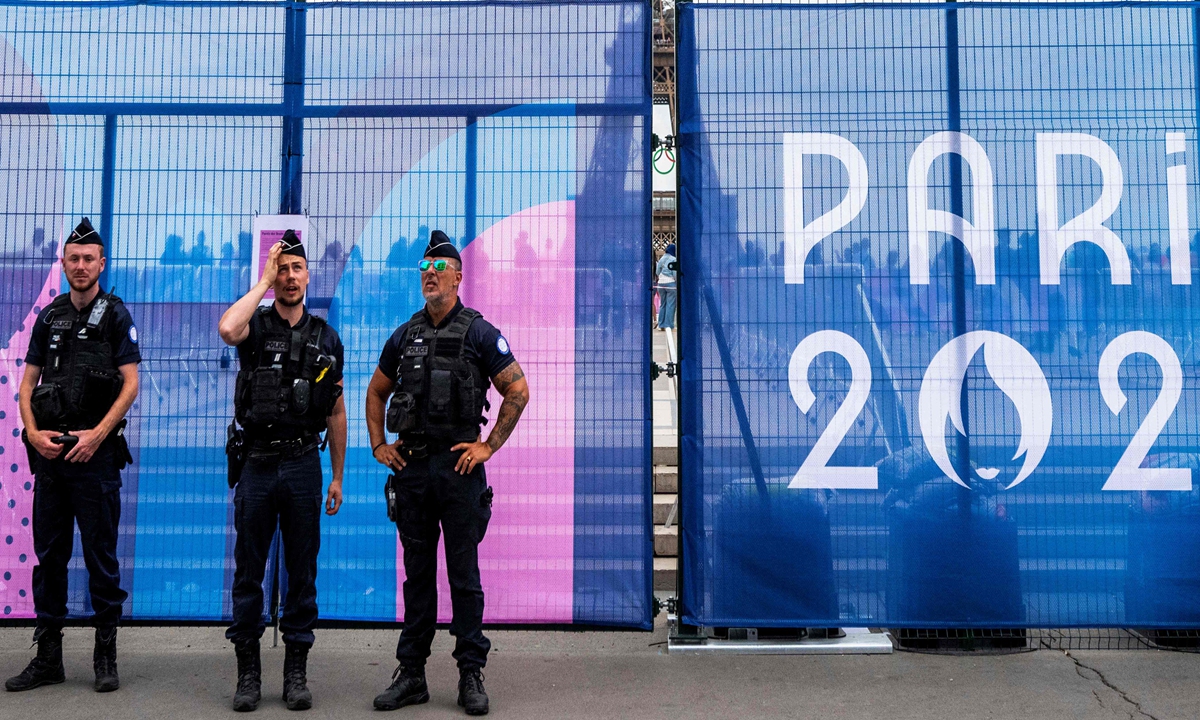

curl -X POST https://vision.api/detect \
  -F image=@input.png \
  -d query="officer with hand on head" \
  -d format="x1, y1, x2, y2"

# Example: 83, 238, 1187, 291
7, 218, 140, 694
217, 230, 347, 712
366, 230, 529, 716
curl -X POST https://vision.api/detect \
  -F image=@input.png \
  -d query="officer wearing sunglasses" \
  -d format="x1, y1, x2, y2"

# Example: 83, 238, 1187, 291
365, 230, 529, 716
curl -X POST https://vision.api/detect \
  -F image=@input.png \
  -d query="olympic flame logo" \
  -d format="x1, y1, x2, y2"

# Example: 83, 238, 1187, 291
918, 331, 1053, 490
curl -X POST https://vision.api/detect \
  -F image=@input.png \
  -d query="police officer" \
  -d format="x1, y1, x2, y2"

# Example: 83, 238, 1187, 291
217, 230, 347, 712
7, 218, 140, 694
366, 230, 529, 716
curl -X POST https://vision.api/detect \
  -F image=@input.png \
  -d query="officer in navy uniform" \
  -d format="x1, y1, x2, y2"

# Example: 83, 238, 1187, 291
7, 218, 140, 694
366, 231, 529, 716
217, 230, 347, 712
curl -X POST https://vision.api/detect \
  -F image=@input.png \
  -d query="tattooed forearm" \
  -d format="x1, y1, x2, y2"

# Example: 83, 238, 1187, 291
486, 394, 527, 453
487, 361, 529, 453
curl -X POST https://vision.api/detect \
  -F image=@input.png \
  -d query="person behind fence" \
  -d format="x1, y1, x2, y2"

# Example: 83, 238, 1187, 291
656, 242, 677, 330
217, 230, 347, 713
365, 230, 529, 716
7, 218, 140, 694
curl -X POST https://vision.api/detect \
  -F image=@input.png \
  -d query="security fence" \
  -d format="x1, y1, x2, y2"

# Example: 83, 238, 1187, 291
0, 0, 654, 628
678, 0, 1200, 632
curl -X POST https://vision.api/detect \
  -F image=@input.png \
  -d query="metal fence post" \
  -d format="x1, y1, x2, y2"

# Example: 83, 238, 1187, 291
465, 116, 477, 243
944, 4, 972, 517
99, 114, 117, 290
1193, 8, 1200, 138
281, 1, 306, 215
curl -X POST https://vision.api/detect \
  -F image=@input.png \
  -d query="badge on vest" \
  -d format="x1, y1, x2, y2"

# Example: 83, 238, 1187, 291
264, 340, 289, 353
52, 319, 73, 330
87, 297, 109, 327
404, 345, 429, 357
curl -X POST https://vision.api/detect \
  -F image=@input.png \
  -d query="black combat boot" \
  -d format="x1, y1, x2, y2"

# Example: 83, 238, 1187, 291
232, 638, 262, 712
282, 643, 312, 711
372, 664, 429, 711
457, 669, 489, 716
5, 628, 65, 692
93, 626, 119, 692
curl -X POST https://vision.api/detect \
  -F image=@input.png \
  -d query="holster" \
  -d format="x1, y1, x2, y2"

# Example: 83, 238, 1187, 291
112, 420, 133, 470
225, 421, 246, 489
21, 429, 40, 476
385, 473, 398, 522
113, 418, 133, 470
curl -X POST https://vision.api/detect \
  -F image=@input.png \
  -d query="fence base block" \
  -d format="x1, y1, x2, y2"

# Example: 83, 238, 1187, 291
667, 622, 892, 655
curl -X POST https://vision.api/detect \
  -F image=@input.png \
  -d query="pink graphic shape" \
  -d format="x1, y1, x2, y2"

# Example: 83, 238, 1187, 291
395, 201, 576, 623
0, 35, 62, 618
0, 265, 61, 618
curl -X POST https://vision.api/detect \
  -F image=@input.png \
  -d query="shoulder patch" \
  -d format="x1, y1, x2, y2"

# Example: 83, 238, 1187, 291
496, 335, 511, 355
128, 325, 138, 344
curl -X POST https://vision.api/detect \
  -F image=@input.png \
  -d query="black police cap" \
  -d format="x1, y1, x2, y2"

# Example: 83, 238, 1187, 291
279, 228, 306, 260
423, 230, 461, 263
65, 217, 102, 247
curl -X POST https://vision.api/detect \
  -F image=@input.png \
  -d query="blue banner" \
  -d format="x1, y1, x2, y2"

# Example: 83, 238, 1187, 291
0, 0, 652, 628
680, 2, 1200, 627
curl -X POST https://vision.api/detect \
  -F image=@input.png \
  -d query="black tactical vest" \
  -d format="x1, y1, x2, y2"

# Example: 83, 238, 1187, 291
234, 308, 342, 437
31, 292, 125, 431
386, 306, 489, 443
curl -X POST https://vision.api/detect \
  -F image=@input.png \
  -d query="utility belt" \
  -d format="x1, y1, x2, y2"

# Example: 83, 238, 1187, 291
246, 434, 322, 458
394, 437, 461, 461
226, 421, 322, 489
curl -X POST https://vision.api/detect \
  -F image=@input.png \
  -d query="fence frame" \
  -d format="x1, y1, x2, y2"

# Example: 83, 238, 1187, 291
676, 0, 1200, 637
0, 0, 657, 629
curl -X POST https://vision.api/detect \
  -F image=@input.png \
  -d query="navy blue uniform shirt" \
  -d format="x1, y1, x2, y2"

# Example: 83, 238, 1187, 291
377, 300, 516, 383
26, 293, 142, 369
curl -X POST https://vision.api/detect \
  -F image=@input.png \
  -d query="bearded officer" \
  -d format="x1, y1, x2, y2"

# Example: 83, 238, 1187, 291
7, 218, 139, 693
366, 230, 529, 716
217, 230, 347, 712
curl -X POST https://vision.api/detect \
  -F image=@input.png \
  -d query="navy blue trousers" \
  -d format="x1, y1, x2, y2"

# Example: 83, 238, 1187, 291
32, 442, 127, 631
394, 450, 492, 670
226, 447, 322, 648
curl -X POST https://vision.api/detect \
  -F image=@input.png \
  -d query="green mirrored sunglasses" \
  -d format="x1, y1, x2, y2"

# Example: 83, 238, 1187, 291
418, 259, 450, 272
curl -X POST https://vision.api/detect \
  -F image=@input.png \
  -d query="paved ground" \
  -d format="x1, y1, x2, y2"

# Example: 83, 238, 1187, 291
0, 622, 1196, 719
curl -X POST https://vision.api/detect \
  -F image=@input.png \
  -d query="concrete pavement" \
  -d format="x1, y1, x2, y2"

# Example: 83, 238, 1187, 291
0, 621, 1196, 719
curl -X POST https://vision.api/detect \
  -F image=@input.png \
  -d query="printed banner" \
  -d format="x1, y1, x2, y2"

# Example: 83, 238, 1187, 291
0, 1, 652, 628
680, 2, 1200, 627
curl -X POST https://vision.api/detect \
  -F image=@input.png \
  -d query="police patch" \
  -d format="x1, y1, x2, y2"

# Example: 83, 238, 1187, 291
264, 340, 289, 353
497, 335, 511, 355
52, 320, 72, 330
129, 325, 138, 344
